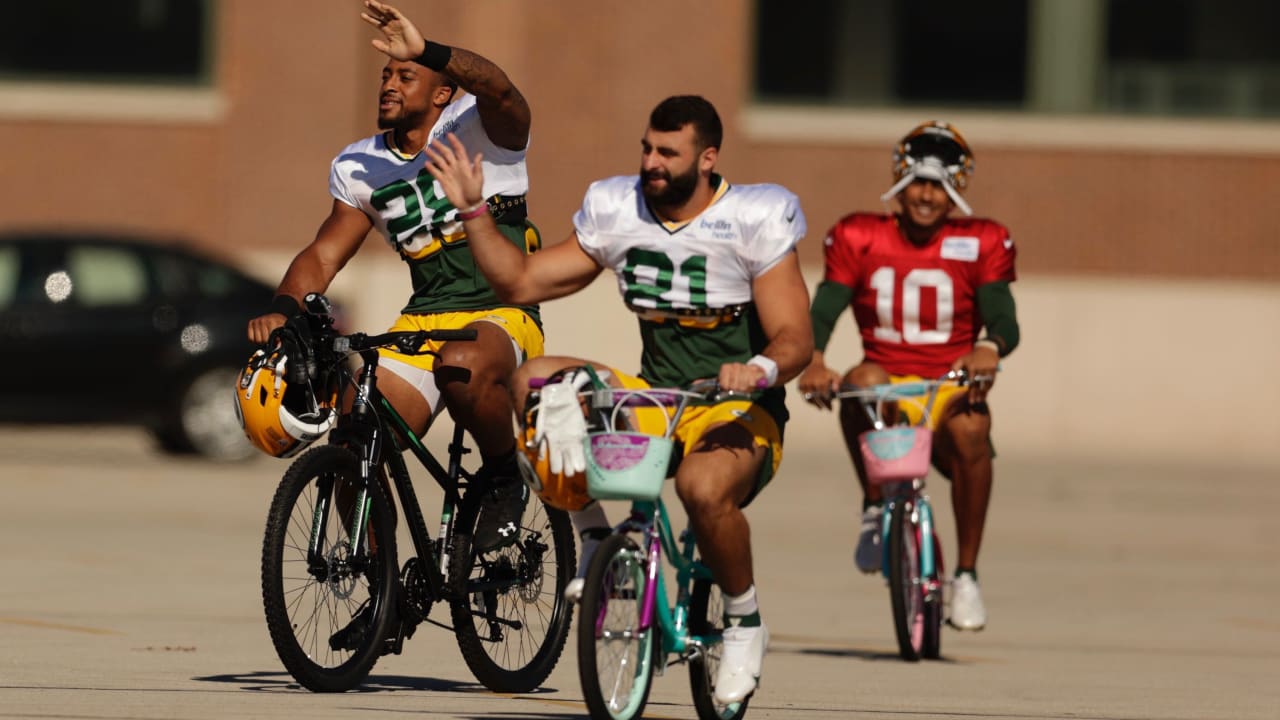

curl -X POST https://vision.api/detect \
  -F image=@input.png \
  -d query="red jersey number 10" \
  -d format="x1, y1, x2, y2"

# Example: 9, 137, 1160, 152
869, 267, 954, 345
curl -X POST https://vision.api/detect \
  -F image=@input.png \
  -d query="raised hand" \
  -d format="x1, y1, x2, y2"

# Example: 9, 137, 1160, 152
360, 0, 426, 60
424, 133, 486, 211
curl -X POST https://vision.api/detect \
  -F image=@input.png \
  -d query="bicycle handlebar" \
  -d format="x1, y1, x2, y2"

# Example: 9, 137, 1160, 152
834, 369, 971, 399
526, 376, 737, 406
335, 328, 478, 355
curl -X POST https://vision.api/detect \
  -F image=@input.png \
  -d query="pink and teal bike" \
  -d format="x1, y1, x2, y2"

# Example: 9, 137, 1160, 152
833, 369, 975, 661
526, 375, 750, 720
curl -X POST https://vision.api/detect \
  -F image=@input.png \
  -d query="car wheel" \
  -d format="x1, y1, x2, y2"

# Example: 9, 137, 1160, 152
163, 366, 256, 461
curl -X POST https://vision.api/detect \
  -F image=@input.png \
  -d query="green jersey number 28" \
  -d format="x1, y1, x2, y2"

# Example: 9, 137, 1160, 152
370, 169, 453, 243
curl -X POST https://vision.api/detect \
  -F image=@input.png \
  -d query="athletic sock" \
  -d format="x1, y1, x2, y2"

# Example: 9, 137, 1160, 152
570, 501, 609, 536
723, 584, 761, 626
480, 448, 518, 477
955, 567, 978, 581
570, 502, 611, 578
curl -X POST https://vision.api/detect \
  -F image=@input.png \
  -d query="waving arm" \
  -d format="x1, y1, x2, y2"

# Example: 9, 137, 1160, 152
361, 0, 531, 151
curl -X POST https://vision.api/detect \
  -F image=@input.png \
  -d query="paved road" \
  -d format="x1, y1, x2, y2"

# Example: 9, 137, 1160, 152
1, 425, 1276, 719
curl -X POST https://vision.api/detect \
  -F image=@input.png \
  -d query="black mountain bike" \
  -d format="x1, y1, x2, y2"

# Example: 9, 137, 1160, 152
259, 296, 575, 692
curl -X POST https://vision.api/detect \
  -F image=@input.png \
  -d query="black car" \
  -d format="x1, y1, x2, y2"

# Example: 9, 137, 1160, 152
0, 231, 275, 460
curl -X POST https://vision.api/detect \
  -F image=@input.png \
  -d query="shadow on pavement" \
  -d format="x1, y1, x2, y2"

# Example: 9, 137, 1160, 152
781, 645, 960, 664
192, 669, 504, 693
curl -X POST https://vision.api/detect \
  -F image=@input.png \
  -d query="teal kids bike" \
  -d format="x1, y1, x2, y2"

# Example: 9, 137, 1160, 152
831, 370, 975, 661
525, 375, 749, 720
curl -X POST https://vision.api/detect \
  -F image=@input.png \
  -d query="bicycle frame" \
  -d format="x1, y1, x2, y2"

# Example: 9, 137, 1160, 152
609, 499, 717, 664
307, 344, 479, 608
879, 481, 941, 582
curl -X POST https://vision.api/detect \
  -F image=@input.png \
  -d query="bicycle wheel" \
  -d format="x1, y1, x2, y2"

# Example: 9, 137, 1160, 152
922, 530, 944, 660
887, 500, 925, 661
688, 577, 750, 720
578, 533, 656, 720
449, 496, 575, 693
261, 445, 398, 692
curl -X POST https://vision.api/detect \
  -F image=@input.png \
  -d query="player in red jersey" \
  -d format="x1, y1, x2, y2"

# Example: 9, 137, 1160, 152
798, 121, 1020, 631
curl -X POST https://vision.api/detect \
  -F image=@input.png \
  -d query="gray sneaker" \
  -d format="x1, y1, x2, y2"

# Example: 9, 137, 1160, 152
853, 505, 884, 573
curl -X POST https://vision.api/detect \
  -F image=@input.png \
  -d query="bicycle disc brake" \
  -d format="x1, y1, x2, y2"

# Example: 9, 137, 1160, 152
516, 533, 549, 602
325, 544, 358, 600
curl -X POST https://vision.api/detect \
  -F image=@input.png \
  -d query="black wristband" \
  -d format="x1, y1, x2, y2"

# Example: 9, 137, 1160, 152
414, 41, 452, 72
270, 295, 302, 317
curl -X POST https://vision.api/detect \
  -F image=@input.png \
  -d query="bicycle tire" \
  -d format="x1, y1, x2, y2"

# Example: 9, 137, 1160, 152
261, 444, 399, 691
688, 577, 750, 720
887, 500, 925, 662
922, 530, 944, 660
578, 533, 655, 720
448, 495, 575, 693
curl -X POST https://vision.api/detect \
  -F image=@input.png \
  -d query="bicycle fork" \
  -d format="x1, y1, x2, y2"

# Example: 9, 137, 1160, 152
879, 491, 941, 583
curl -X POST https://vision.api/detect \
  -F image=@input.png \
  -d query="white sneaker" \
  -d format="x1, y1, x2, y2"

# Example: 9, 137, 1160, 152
563, 577, 585, 603
853, 505, 884, 573
714, 622, 768, 705
948, 574, 987, 631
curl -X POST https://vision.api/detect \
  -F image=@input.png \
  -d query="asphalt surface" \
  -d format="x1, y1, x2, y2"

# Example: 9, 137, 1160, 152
1, 424, 1276, 719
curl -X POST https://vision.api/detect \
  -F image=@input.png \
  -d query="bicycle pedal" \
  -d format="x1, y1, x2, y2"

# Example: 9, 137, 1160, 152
382, 622, 408, 656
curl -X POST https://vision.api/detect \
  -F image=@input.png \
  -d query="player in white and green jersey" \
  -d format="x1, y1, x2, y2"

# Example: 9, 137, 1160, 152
422, 95, 814, 708
328, 89, 540, 319
247, 2, 540, 567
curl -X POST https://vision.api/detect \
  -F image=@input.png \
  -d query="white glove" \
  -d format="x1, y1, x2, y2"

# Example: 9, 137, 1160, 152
534, 371, 591, 475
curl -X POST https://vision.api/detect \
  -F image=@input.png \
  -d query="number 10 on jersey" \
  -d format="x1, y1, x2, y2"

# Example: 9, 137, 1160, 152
870, 267, 954, 345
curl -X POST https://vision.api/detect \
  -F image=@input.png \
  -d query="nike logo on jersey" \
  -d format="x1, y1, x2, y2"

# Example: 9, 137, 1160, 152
785, 207, 797, 223
1003, 237, 1014, 249
940, 236, 979, 262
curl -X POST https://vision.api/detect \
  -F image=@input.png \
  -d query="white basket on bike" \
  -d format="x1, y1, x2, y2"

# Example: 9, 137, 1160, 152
859, 427, 933, 484
583, 431, 673, 501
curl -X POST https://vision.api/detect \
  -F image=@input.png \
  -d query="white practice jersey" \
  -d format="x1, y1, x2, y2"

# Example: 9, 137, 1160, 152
328, 93, 529, 259
574, 175, 805, 317
573, 174, 806, 389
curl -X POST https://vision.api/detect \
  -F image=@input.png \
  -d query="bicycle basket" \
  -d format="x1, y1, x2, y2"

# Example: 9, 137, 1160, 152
859, 427, 933, 484
583, 431, 673, 501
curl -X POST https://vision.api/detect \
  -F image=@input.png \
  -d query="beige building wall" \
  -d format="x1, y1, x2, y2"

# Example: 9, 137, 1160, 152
2, 1, 1278, 464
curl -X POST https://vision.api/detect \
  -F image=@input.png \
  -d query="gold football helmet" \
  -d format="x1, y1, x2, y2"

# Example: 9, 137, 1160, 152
234, 345, 336, 458
882, 120, 976, 215
516, 423, 593, 512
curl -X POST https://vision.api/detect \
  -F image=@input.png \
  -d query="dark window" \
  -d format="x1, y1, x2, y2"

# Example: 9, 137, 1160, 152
890, 0, 1027, 107
754, 0, 1027, 108
152, 250, 259, 299
753, 0, 1280, 118
0, 1, 211, 84
1105, 0, 1280, 117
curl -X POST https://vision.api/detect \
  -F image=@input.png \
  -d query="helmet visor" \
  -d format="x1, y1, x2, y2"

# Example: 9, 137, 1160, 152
903, 130, 967, 167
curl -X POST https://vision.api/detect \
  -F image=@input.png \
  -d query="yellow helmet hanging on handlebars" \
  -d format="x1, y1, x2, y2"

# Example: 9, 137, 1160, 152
234, 345, 337, 458
516, 422, 593, 511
